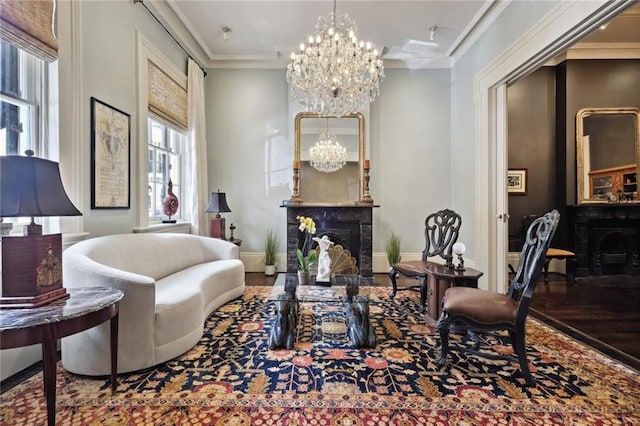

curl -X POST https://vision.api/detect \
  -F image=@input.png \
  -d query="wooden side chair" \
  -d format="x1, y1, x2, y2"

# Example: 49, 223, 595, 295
522, 214, 575, 282
435, 209, 560, 386
388, 209, 461, 309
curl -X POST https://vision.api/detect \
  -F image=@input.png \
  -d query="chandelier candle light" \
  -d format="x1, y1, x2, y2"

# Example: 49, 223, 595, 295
286, 0, 384, 117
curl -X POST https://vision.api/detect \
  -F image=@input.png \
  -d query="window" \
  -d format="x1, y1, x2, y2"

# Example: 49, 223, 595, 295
1, 39, 57, 228
0, 40, 51, 156
147, 118, 185, 221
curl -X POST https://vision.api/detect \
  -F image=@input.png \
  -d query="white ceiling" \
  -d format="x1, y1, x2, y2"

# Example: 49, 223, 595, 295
156, 1, 640, 69
162, 0, 495, 68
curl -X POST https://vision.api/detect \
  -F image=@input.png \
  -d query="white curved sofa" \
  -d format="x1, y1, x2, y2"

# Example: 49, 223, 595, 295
61, 233, 245, 375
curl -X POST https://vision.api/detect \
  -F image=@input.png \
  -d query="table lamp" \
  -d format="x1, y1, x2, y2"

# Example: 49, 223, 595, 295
452, 242, 466, 271
0, 151, 82, 308
204, 190, 231, 239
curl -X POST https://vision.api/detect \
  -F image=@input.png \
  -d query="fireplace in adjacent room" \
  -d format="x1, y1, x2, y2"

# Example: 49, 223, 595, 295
569, 205, 640, 276
591, 226, 639, 275
283, 204, 376, 276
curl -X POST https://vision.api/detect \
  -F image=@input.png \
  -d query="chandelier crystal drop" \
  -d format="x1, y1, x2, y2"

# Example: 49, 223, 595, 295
286, 0, 384, 117
309, 133, 347, 173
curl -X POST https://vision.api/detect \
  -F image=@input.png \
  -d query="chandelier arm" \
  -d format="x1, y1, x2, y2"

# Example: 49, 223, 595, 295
286, 0, 384, 117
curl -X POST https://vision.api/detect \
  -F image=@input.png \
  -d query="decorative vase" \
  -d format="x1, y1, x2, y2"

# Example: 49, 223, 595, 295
265, 264, 276, 276
297, 270, 310, 285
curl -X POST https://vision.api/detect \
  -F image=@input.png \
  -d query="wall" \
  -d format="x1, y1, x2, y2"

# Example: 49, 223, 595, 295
205, 68, 291, 269
78, 0, 187, 236
205, 68, 452, 271
369, 69, 452, 255
506, 67, 557, 244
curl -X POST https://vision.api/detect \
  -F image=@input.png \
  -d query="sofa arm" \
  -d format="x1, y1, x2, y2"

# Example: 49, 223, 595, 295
62, 254, 158, 374
199, 237, 240, 260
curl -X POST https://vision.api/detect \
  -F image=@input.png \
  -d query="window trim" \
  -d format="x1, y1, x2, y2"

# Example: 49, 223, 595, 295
136, 32, 188, 229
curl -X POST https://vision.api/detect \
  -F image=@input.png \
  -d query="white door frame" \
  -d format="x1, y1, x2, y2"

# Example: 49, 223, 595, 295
474, 1, 632, 294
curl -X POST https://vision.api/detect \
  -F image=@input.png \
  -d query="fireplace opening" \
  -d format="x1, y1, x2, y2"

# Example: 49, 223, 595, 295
314, 220, 360, 265
590, 224, 639, 276
596, 232, 628, 275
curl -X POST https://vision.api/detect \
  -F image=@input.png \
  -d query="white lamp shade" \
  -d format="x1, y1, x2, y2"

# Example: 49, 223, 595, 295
452, 242, 466, 255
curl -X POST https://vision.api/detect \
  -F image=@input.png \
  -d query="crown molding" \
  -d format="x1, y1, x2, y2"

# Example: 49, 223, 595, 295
143, 0, 210, 68
545, 42, 640, 65
449, 0, 511, 66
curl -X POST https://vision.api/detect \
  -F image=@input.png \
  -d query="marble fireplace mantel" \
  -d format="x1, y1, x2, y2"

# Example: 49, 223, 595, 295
282, 203, 379, 276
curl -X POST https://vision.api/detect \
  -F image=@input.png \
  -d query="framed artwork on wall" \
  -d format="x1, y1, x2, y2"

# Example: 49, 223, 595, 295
507, 168, 527, 195
90, 97, 131, 209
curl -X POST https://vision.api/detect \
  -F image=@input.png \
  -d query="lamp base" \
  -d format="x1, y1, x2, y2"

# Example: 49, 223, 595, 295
210, 217, 226, 239
0, 233, 69, 309
0, 287, 69, 309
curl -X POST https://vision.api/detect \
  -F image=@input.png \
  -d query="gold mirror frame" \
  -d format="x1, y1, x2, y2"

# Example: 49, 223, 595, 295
293, 112, 366, 204
576, 107, 640, 204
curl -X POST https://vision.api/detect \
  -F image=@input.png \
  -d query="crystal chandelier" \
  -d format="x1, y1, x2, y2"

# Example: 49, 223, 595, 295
286, 0, 384, 117
309, 130, 347, 173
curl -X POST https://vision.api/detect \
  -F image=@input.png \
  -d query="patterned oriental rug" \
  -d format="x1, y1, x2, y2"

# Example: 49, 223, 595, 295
2, 286, 639, 425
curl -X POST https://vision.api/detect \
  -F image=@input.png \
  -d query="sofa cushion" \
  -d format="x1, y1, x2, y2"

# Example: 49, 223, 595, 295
154, 259, 243, 347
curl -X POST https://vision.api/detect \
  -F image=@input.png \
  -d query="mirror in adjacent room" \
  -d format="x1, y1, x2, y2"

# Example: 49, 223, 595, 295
576, 107, 639, 204
295, 112, 364, 204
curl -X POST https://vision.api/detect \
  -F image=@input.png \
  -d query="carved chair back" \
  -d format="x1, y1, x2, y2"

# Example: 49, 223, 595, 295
422, 209, 462, 261
509, 210, 560, 324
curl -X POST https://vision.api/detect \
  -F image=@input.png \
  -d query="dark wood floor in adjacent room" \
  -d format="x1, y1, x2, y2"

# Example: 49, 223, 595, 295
246, 272, 640, 371
529, 273, 640, 371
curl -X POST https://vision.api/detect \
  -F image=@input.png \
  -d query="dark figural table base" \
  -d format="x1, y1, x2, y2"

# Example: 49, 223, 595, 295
0, 287, 123, 426
268, 274, 377, 349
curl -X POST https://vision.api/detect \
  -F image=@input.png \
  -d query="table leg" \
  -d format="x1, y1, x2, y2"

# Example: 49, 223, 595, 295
42, 324, 57, 426
110, 311, 119, 392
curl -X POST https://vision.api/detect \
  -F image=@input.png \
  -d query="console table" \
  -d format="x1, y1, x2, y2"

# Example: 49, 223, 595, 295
0, 287, 123, 426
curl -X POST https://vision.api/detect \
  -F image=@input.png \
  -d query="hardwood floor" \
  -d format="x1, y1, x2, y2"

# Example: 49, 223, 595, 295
529, 273, 640, 371
247, 272, 640, 371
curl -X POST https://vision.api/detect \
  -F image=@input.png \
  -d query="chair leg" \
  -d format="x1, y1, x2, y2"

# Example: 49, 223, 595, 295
388, 268, 398, 298
566, 257, 576, 282
513, 327, 534, 386
435, 312, 451, 367
543, 258, 551, 282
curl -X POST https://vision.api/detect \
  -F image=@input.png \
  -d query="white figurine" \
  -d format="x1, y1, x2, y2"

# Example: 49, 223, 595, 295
313, 235, 333, 282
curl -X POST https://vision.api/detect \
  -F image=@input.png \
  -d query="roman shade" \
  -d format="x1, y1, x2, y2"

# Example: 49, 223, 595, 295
148, 60, 188, 132
0, 0, 57, 62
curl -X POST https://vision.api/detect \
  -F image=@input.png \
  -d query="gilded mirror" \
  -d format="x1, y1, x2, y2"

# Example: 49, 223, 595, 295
576, 107, 639, 203
294, 112, 365, 204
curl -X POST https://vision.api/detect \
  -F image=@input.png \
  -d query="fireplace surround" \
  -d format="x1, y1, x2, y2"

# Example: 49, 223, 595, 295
568, 204, 640, 276
283, 204, 377, 276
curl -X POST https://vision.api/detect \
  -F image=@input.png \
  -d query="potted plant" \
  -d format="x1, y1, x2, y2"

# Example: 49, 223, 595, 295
385, 232, 402, 268
296, 215, 317, 284
264, 228, 279, 276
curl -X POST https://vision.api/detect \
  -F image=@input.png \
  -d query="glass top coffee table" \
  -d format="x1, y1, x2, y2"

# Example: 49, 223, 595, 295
267, 273, 378, 350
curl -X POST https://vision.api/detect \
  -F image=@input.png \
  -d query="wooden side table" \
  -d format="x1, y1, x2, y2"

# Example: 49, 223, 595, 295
425, 264, 483, 323
0, 287, 123, 426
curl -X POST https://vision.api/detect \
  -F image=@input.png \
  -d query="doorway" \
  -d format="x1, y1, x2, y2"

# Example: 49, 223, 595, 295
474, 1, 635, 294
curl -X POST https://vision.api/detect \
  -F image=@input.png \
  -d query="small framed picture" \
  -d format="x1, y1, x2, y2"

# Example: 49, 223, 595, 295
90, 97, 131, 209
507, 168, 527, 195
